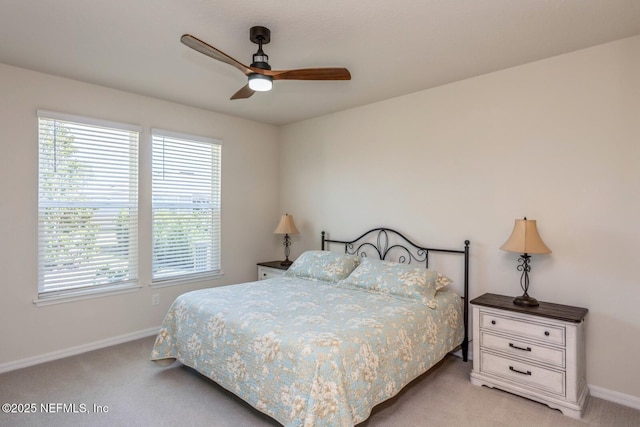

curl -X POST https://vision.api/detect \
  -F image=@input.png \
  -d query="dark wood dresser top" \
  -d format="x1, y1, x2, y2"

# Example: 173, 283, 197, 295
257, 261, 290, 270
470, 293, 588, 323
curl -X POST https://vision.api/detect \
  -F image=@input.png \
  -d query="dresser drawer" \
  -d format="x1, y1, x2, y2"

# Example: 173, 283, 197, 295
480, 350, 565, 396
258, 265, 286, 280
480, 312, 565, 346
480, 331, 565, 367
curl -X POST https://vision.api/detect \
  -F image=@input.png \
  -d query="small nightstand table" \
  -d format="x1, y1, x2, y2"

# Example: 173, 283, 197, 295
470, 293, 589, 419
257, 261, 290, 280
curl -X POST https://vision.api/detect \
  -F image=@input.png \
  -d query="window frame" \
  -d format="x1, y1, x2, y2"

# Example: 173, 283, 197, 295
150, 128, 223, 288
35, 110, 142, 306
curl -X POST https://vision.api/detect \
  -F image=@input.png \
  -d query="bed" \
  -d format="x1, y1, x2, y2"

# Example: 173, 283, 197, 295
151, 228, 470, 426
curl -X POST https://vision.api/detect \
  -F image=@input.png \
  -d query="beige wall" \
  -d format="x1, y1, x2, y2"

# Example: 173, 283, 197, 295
280, 36, 640, 398
0, 63, 281, 366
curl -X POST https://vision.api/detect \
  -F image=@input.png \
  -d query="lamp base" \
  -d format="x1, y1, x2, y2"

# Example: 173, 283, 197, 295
513, 295, 539, 307
280, 259, 293, 267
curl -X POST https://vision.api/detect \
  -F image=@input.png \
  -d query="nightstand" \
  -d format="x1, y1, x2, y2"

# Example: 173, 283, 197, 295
257, 261, 290, 280
470, 293, 589, 418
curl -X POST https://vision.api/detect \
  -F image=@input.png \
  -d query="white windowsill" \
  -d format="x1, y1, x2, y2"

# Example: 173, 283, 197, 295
150, 271, 224, 289
34, 283, 143, 307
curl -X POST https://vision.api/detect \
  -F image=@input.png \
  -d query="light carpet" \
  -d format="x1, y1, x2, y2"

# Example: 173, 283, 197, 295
1, 336, 638, 426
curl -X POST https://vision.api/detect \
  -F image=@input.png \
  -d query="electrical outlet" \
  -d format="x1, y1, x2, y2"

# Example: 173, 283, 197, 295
152, 294, 160, 306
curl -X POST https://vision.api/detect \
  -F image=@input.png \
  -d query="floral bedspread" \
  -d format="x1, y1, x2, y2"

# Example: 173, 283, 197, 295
151, 276, 464, 426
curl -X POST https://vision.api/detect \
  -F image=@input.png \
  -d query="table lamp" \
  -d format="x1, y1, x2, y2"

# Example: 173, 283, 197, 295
274, 214, 299, 266
500, 217, 551, 307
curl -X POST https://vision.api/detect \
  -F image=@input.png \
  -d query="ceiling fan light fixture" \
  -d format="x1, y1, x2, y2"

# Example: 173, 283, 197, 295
248, 73, 273, 92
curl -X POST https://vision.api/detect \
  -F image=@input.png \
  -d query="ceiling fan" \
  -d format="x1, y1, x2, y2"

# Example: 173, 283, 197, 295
180, 26, 351, 100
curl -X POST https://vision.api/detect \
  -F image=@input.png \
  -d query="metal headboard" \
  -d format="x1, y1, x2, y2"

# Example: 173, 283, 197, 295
321, 227, 470, 362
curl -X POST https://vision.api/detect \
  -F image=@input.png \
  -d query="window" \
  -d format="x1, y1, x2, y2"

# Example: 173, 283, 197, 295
151, 129, 222, 284
37, 111, 140, 300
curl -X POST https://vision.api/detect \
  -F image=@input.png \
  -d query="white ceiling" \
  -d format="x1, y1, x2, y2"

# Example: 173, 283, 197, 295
1, 0, 639, 126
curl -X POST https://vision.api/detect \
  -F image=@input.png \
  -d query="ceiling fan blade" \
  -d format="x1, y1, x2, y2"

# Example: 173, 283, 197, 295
230, 84, 255, 100
181, 34, 252, 75
265, 67, 351, 81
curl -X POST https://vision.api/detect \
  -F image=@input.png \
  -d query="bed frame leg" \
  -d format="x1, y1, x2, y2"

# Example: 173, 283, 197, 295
463, 240, 470, 362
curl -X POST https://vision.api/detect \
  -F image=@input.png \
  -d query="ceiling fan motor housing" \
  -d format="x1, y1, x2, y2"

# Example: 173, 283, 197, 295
250, 26, 271, 70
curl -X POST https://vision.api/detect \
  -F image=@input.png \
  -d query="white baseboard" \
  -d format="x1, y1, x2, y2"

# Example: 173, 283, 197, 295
0, 326, 160, 374
589, 384, 640, 411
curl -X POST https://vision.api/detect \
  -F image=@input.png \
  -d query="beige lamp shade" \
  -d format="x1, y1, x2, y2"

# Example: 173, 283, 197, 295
500, 218, 551, 255
274, 214, 299, 235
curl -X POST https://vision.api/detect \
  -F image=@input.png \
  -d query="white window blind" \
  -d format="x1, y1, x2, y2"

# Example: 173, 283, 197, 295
152, 129, 222, 282
37, 111, 140, 297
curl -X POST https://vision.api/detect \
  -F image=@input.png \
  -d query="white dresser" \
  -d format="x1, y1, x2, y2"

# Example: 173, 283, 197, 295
257, 261, 289, 280
470, 293, 589, 418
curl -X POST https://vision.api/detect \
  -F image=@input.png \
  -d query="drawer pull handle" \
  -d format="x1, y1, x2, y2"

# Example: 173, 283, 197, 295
509, 343, 532, 352
509, 366, 532, 376
544, 331, 550, 336
491, 320, 496, 325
